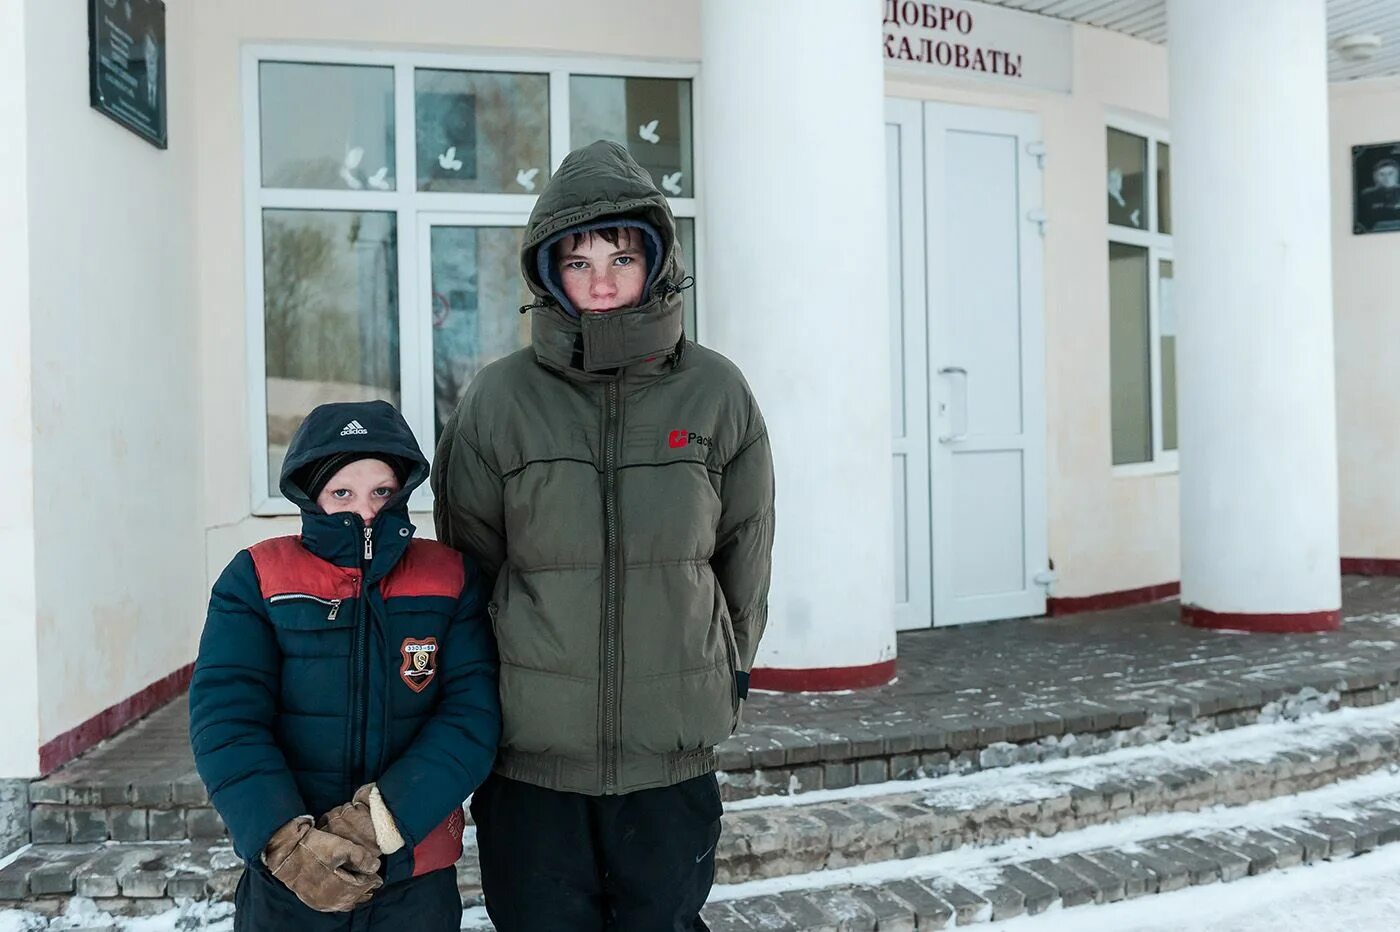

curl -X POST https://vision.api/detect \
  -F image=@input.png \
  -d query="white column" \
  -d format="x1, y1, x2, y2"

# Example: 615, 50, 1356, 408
700, 0, 897, 686
1168, 0, 1341, 631
0, 0, 42, 775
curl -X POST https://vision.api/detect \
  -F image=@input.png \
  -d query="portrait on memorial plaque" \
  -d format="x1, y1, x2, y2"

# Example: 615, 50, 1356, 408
1354, 142, 1400, 234
87, 0, 167, 148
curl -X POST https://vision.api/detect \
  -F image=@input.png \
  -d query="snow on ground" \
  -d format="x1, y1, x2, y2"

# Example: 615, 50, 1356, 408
983, 840, 1400, 932
0, 898, 233, 931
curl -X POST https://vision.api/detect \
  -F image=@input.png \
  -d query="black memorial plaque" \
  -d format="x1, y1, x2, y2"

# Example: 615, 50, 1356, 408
88, 0, 167, 149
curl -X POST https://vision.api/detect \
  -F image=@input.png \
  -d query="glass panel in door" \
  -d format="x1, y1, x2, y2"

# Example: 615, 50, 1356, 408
430, 225, 533, 441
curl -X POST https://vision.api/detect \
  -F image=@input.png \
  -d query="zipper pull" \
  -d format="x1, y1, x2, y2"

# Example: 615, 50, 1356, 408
364, 527, 374, 561
327, 599, 341, 621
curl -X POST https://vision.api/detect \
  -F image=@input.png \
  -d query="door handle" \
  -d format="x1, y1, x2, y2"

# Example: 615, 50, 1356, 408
938, 366, 968, 444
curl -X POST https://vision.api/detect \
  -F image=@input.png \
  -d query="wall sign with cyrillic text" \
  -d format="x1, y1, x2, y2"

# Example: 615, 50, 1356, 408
883, 0, 1073, 94
88, 0, 168, 149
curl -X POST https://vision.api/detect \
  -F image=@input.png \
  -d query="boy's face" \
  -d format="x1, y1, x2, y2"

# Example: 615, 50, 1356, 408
555, 228, 647, 313
316, 458, 400, 523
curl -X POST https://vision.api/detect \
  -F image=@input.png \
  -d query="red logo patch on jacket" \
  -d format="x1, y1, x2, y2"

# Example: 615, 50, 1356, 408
669, 429, 713, 449
399, 637, 438, 693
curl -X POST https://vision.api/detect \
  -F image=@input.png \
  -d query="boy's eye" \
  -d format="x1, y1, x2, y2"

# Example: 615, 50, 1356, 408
615, 256, 634, 267
331, 489, 351, 499
565, 260, 588, 271
372, 487, 394, 498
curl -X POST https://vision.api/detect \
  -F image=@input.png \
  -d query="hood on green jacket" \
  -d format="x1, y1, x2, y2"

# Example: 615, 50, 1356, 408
521, 140, 689, 374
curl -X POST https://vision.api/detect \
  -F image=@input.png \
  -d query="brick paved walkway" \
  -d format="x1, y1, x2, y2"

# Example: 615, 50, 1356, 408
725, 576, 1400, 775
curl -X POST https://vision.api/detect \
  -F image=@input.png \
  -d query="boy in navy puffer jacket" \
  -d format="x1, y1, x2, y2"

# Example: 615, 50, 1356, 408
190, 401, 499, 930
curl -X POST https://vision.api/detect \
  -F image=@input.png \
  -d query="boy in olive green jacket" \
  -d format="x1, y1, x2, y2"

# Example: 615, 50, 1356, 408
433, 140, 774, 930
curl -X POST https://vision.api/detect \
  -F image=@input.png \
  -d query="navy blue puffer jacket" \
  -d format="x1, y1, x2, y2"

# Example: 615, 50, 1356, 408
190, 401, 500, 884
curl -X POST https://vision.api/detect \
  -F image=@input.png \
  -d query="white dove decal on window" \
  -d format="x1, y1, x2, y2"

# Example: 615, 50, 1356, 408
661, 171, 683, 196
439, 147, 464, 172
639, 120, 661, 144
516, 168, 541, 191
339, 146, 365, 189
367, 167, 390, 190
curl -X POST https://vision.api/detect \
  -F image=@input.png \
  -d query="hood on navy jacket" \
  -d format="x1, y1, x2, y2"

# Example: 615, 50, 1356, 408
280, 400, 430, 512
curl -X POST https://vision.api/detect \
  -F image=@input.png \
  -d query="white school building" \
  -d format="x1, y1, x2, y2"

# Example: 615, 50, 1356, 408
3, 0, 1400, 777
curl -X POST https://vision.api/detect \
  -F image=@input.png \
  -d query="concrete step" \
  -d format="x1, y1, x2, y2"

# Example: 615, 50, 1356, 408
695, 771, 1400, 931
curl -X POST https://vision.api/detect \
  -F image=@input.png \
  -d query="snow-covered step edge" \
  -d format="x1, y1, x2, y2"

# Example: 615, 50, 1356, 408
9, 773, 1400, 930
712, 698, 1400, 884
692, 769, 1400, 931
717, 679, 1391, 804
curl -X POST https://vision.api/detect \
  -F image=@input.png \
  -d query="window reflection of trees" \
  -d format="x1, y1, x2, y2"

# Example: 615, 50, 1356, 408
262, 211, 400, 483
431, 227, 531, 439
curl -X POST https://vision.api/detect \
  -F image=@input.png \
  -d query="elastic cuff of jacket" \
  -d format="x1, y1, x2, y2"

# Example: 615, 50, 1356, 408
367, 785, 406, 854
735, 670, 750, 700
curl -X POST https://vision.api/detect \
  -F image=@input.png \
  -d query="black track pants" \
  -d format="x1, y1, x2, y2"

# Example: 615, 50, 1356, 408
470, 771, 722, 931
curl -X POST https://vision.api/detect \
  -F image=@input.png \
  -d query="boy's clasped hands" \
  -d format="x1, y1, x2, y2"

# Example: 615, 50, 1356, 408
262, 783, 401, 912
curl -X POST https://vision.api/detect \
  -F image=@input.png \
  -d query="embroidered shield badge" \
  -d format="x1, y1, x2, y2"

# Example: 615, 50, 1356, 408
400, 637, 439, 693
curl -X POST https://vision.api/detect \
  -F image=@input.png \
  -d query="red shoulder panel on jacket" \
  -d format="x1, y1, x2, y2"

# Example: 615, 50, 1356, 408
248, 537, 361, 601
381, 540, 466, 600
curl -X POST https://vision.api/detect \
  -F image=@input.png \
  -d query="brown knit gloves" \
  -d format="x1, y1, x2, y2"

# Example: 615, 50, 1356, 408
261, 814, 382, 912
263, 785, 407, 912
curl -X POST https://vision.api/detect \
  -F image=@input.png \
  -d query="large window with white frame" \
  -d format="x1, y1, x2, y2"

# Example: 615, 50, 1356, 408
245, 48, 700, 513
1106, 118, 1176, 470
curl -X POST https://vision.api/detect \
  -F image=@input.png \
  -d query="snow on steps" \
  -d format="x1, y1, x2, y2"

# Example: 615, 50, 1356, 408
9, 701, 1400, 927
686, 768, 1400, 930
711, 698, 1400, 884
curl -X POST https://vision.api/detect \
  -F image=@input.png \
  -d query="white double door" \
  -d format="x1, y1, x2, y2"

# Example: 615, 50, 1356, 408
887, 99, 1048, 630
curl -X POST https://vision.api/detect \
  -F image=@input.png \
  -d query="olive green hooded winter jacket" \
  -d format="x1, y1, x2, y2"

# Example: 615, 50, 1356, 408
431, 141, 775, 796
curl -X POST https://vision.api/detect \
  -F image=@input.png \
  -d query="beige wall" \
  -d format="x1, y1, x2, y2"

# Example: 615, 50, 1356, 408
888, 24, 1179, 600
1331, 76, 1400, 563
25, 0, 203, 747
0, 0, 41, 776
191, 0, 702, 580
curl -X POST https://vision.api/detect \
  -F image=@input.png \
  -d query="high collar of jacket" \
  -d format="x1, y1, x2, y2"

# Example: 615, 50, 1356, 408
300, 507, 415, 581
531, 298, 684, 380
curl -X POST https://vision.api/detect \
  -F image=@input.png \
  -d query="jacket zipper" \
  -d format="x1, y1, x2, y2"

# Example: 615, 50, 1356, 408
268, 593, 342, 621
349, 526, 373, 788
602, 380, 622, 791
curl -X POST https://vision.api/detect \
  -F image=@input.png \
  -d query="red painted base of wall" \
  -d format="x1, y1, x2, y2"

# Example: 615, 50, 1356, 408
750, 659, 897, 692
1342, 558, 1400, 577
1047, 582, 1181, 616
39, 663, 194, 776
1181, 605, 1341, 633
